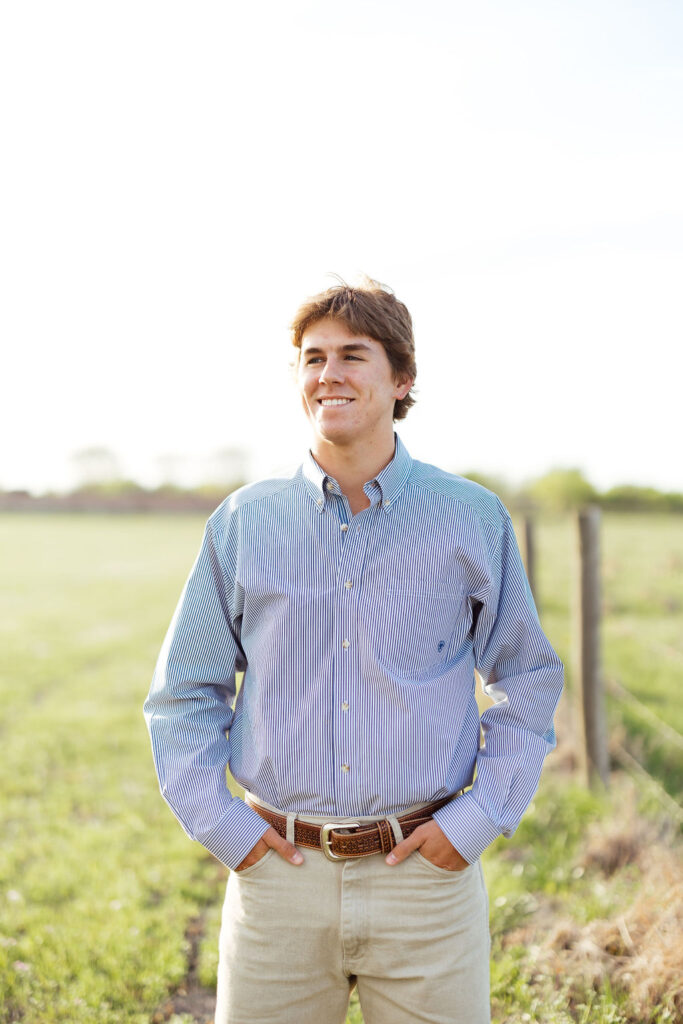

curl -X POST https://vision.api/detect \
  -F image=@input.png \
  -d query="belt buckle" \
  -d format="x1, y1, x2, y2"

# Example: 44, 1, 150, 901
320, 821, 360, 861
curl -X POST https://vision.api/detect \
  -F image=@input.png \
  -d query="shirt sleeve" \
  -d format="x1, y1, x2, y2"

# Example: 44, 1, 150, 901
432, 500, 564, 864
143, 512, 269, 869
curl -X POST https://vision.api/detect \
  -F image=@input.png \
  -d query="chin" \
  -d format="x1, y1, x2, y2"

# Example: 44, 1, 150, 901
314, 424, 354, 446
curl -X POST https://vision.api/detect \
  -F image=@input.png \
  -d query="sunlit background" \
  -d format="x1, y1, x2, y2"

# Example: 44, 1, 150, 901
2, 0, 681, 494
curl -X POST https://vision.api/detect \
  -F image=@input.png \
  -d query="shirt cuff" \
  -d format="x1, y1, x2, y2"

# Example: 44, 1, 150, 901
196, 798, 270, 870
432, 790, 502, 864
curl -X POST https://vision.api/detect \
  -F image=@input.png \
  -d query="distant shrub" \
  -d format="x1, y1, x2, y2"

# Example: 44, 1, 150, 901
663, 492, 683, 513
73, 479, 146, 497
600, 485, 683, 513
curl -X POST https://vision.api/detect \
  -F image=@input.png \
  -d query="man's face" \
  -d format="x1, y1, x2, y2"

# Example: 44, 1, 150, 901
297, 319, 412, 450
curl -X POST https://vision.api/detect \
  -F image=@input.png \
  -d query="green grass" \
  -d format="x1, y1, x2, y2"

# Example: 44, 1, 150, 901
0, 515, 217, 1023
0, 512, 680, 1023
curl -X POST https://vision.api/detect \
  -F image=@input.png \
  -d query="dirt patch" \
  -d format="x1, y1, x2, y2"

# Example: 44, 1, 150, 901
152, 915, 216, 1024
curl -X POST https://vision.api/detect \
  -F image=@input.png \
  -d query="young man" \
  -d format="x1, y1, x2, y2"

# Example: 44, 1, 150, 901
144, 279, 563, 1024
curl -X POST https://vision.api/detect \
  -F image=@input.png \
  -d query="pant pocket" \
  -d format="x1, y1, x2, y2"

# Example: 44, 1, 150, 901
231, 848, 275, 878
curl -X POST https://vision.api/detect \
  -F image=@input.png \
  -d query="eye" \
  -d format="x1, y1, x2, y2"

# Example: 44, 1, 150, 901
305, 356, 323, 364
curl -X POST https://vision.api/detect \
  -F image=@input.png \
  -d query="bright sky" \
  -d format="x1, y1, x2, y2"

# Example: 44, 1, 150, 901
2, 0, 682, 494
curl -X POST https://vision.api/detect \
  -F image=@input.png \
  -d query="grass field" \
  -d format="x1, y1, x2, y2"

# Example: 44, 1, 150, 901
1, 512, 681, 1024
526, 513, 683, 800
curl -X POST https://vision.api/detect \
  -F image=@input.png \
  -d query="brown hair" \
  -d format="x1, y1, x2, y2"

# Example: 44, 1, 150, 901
290, 276, 417, 421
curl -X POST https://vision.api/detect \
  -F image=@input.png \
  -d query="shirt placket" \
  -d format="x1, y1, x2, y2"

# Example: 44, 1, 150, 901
328, 492, 375, 814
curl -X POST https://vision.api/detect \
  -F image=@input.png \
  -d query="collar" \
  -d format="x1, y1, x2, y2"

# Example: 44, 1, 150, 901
302, 433, 413, 513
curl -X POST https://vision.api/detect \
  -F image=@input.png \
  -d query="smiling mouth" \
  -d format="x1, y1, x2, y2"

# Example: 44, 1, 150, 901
318, 398, 354, 407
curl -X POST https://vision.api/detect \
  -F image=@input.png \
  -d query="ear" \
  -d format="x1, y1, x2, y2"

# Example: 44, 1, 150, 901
394, 376, 414, 400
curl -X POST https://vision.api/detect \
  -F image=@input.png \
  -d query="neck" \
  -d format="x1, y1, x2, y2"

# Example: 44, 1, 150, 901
311, 431, 396, 512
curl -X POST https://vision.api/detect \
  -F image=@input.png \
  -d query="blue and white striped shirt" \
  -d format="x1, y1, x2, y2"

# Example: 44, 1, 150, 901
144, 434, 563, 870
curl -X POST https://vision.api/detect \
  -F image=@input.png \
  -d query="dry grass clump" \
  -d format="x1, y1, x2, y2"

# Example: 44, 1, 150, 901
578, 808, 660, 877
528, 835, 682, 1021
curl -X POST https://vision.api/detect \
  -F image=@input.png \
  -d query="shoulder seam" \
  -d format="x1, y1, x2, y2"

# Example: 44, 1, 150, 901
212, 474, 301, 520
406, 475, 503, 515
233, 475, 299, 509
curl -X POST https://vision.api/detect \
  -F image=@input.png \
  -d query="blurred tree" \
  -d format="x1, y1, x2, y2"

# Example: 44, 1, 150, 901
204, 447, 249, 486
522, 468, 597, 512
155, 453, 190, 487
70, 447, 122, 487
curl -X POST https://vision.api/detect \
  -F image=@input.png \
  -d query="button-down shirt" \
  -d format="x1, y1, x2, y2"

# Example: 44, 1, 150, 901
144, 435, 563, 870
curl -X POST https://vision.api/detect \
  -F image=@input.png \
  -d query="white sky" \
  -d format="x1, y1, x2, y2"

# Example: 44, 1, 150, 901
2, 0, 682, 494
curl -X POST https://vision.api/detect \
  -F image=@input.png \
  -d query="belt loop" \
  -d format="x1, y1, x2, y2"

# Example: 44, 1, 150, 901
286, 813, 296, 845
387, 815, 403, 846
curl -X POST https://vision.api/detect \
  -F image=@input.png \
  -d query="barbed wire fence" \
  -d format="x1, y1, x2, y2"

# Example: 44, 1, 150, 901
523, 507, 683, 825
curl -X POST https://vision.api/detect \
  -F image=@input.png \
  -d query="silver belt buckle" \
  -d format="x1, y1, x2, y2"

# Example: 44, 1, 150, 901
320, 821, 360, 861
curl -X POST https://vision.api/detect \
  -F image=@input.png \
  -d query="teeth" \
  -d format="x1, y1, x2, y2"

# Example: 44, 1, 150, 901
320, 398, 352, 406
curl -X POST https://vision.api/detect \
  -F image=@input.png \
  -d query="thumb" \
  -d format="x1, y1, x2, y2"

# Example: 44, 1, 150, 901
263, 825, 304, 865
385, 827, 423, 866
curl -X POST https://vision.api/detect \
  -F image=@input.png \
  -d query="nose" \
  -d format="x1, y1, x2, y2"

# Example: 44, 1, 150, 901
318, 357, 344, 385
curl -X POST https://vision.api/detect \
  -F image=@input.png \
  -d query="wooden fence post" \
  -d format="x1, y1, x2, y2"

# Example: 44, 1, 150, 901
522, 515, 536, 606
574, 505, 609, 788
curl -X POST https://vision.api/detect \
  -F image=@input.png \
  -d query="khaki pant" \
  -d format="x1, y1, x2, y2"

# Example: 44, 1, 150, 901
215, 803, 491, 1024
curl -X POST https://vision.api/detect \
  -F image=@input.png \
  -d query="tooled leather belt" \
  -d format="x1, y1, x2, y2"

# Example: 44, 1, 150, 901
245, 792, 462, 861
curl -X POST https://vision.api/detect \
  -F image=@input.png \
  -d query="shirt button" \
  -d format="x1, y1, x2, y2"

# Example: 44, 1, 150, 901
383, 500, 390, 508
341, 764, 350, 773
341, 701, 349, 712
317, 498, 323, 507
340, 523, 348, 532
342, 638, 350, 649
344, 580, 353, 589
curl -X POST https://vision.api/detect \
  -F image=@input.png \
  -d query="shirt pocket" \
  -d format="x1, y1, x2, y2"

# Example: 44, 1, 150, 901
365, 586, 464, 680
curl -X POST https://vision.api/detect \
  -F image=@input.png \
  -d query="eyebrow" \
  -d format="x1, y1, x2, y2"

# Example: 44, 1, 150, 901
301, 341, 372, 356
